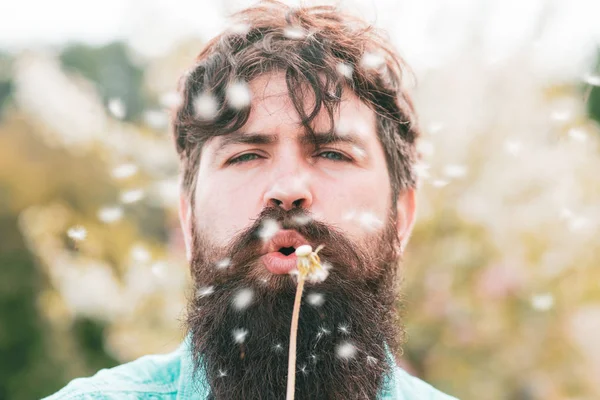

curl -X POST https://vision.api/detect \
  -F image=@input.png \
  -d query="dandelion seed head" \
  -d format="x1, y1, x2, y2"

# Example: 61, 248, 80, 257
306, 261, 331, 284
67, 226, 87, 241
111, 163, 138, 179
232, 288, 254, 310
232, 328, 248, 343
120, 189, 145, 204
97, 206, 123, 223
336, 341, 357, 360
531, 293, 554, 311
336, 62, 353, 79
258, 219, 280, 241
307, 292, 325, 306
108, 98, 126, 119
226, 81, 252, 110
193, 92, 219, 120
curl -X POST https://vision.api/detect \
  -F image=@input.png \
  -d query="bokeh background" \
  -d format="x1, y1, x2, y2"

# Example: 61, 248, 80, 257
1, 0, 600, 399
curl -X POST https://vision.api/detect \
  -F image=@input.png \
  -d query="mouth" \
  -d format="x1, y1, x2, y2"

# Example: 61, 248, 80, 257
261, 230, 309, 274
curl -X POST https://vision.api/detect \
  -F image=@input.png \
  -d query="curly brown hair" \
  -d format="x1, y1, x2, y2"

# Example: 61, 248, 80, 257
172, 0, 420, 206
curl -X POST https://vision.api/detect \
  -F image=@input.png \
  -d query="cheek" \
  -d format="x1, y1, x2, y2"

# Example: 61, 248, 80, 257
193, 175, 264, 243
314, 172, 390, 240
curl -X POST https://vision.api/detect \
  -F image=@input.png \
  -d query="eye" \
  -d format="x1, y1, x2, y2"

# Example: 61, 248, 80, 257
227, 153, 263, 165
317, 150, 352, 162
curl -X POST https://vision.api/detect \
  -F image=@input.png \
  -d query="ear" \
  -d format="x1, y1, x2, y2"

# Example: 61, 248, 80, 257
178, 189, 193, 262
395, 188, 417, 252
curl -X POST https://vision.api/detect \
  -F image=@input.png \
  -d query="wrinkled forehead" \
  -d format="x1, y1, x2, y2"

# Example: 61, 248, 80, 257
243, 71, 375, 136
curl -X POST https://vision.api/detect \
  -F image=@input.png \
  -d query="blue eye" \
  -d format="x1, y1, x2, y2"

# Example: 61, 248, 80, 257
228, 153, 261, 164
318, 151, 350, 162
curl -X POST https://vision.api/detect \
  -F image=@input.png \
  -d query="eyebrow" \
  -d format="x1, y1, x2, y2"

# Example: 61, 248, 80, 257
214, 130, 368, 158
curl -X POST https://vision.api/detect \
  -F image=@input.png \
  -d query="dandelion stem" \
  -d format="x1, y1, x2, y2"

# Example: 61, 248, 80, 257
286, 273, 306, 400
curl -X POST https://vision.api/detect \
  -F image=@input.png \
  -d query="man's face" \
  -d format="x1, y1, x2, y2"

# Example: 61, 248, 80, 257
179, 72, 416, 399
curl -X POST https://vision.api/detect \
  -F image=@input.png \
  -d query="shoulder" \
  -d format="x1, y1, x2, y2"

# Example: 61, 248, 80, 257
42, 347, 183, 400
389, 365, 460, 400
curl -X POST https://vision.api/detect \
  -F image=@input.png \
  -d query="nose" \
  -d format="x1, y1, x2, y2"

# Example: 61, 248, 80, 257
263, 172, 313, 211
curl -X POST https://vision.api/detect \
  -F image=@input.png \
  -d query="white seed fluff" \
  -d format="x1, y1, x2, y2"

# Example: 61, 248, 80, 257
108, 98, 126, 119
120, 189, 145, 204
67, 226, 87, 241
216, 258, 232, 269
193, 92, 219, 120
258, 219, 280, 241
531, 293, 554, 311
97, 206, 123, 223
111, 163, 138, 179
226, 81, 252, 109
307, 292, 325, 306
196, 286, 215, 298
232, 328, 248, 343
232, 288, 254, 310
336, 341, 357, 360
336, 62, 353, 79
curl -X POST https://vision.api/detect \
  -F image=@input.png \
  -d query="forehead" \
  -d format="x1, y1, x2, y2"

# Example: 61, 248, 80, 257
240, 71, 376, 139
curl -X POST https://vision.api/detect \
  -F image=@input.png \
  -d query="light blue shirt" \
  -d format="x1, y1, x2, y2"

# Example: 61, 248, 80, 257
44, 337, 458, 399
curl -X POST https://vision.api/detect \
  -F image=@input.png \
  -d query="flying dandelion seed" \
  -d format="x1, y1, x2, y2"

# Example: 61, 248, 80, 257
414, 162, 431, 179
531, 293, 554, 311
196, 286, 215, 298
218, 369, 228, 378
215, 257, 231, 269
283, 26, 306, 40
336, 62, 353, 79
232, 328, 248, 343
151, 261, 167, 278
366, 355, 378, 365
583, 73, 600, 86
232, 288, 254, 310
504, 140, 522, 156
338, 324, 350, 334
417, 140, 435, 156
120, 189, 145, 204
273, 342, 284, 352
143, 110, 168, 130
357, 212, 383, 231
194, 92, 219, 120
550, 110, 571, 122
307, 292, 325, 307
108, 98, 126, 119
427, 122, 444, 134
258, 219, 280, 241
319, 326, 331, 335
226, 81, 252, 109
67, 226, 87, 241
310, 354, 318, 364
111, 163, 138, 179
299, 364, 308, 375
159, 91, 182, 109
351, 145, 366, 160
336, 341, 357, 360
130, 245, 151, 263
305, 261, 330, 284
361, 52, 384, 69
431, 179, 449, 188
228, 22, 251, 35
97, 206, 123, 224
443, 164, 467, 178
568, 127, 588, 142
292, 214, 312, 226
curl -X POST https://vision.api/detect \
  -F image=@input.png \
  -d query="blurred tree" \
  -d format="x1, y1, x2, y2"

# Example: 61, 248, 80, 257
60, 42, 146, 122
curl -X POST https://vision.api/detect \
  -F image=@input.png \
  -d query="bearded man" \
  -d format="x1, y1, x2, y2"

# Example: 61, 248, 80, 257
46, 1, 458, 399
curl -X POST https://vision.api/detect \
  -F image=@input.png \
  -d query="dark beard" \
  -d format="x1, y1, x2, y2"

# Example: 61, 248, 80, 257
185, 206, 404, 400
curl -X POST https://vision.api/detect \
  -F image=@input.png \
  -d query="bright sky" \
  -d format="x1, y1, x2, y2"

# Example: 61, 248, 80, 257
1, 0, 599, 75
